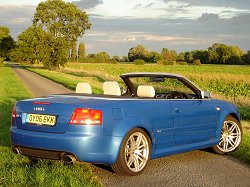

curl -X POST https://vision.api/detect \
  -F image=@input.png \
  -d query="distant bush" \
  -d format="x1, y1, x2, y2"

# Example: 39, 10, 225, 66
177, 61, 188, 65
133, 59, 145, 65
193, 59, 202, 66
157, 60, 176, 65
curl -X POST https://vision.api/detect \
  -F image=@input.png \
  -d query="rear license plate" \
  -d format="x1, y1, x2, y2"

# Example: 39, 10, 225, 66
26, 114, 56, 126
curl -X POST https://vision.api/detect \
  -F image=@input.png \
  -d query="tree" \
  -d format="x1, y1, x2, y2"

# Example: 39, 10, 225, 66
128, 45, 149, 62
33, 0, 91, 43
191, 50, 208, 64
96, 52, 110, 63
121, 56, 129, 62
184, 51, 194, 63
78, 42, 85, 60
177, 52, 185, 61
42, 36, 68, 69
0, 26, 14, 60
242, 50, 250, 64
11, 26, 48, 64
208, 43, 244, 64
31, 0, 91, 69
208, 43, 222, 64
0, 26, 10, 39
112, 56, 120, 62
161, 48, 177, 62
147, 51, 162, 63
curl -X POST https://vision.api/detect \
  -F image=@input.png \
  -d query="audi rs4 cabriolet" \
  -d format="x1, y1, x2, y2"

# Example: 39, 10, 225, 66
10, 72, 242, 175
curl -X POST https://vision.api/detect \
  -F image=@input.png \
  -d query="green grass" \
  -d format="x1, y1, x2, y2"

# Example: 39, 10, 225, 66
0, 65, 101, 187
24, 62, 250, 164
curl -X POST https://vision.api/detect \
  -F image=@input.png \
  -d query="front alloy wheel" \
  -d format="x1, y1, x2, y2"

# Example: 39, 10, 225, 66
112, 128, 151, 175
212, 116, 242, 154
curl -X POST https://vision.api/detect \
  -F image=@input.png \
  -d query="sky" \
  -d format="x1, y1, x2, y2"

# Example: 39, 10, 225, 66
0, 0, 250, 56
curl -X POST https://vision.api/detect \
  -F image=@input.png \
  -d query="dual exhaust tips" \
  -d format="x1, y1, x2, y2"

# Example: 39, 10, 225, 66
12, 147, 76, 164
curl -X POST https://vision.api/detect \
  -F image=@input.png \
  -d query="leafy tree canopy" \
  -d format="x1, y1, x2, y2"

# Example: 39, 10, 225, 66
161, 48, 178, 62
11, 26, 48, 64
33, 0, 91, 43
208, 43, 244, 64
128, 45, 149, 62
0, 26, 10, 39
0, 26, 14, 60
78, 42, 85, 60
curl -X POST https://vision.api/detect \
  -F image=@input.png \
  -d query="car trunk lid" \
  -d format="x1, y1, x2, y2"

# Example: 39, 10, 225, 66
15, 95, 102, 133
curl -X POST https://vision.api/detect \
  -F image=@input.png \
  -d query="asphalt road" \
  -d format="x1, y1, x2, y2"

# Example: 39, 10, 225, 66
10, 64, 73, 97
10, 64, 250, 187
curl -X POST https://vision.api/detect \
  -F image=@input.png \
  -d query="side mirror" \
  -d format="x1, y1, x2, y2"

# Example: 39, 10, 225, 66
201, 91, 212, 99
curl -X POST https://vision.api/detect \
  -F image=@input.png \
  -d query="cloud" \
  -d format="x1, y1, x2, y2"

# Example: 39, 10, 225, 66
145, 3, 154, 8
170, 0, 250, 9
81, 12, 250, 56
198, 13, 219, 21
0, 5, 35, 38
123, 36, 136, 41
72, 0, 103, 10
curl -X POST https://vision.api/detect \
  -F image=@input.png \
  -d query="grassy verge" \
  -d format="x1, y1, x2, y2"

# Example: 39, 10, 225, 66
0, 65, 101, 186
24, 63, 250, 164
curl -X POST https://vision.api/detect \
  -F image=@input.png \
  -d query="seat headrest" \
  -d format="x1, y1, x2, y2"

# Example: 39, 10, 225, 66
137, 85, 155, 98
103, 81, 121, 96
75, 83, 92, 94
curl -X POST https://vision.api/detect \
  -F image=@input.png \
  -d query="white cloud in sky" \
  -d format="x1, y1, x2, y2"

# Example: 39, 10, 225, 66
0, 0, 250, 56
86, 0, 250, 19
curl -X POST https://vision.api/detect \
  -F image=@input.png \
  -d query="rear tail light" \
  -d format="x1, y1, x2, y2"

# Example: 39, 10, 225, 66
12, 104, 17, 118
69, 108, 102, 125
11, 104, 17, 126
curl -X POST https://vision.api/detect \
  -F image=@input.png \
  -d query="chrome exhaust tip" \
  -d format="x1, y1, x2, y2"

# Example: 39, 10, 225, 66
12, 147, 20, 154
62, 154, 76, 164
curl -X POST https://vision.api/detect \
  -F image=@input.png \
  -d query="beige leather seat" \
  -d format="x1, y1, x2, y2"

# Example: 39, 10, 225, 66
103, 81, 121, 96
75, 83, 92, 94
137, 85, 155, 98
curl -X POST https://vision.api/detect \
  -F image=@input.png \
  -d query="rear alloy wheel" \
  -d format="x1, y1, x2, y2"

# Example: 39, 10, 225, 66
212, 116, 242, 154
111, 128, 151, 175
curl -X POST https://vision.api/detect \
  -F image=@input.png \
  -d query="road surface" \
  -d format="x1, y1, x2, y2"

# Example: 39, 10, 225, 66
10, 64, 250, 187
10, 64, 73, 97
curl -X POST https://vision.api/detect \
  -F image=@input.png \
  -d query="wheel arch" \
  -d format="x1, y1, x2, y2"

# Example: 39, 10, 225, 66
216, 111, 241, 143
111, 126, 153, 175
113, 124, 153, 163
229, 112, 240, 122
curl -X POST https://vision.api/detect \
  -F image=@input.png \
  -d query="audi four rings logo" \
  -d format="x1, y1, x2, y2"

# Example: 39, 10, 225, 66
34, 107, 45, 111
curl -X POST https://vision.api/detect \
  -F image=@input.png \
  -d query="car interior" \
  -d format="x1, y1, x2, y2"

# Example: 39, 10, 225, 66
74, 79, 199, 99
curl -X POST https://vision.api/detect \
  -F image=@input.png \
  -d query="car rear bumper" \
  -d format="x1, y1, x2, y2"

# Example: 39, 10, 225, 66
10, 126, 123, 165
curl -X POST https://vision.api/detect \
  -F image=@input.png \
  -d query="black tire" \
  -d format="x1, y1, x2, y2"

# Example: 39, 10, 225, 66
111, 128, 151, 176
212, 116, 242, 155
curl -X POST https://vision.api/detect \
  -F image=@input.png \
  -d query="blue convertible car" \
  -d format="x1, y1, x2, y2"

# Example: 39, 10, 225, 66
10, 72, 242, 175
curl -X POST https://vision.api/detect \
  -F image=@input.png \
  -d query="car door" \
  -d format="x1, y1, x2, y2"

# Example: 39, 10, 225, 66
150, 100, 175, 154
170, 99, 217, 145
